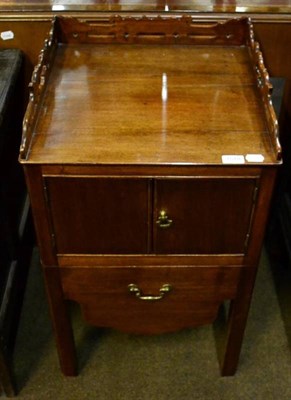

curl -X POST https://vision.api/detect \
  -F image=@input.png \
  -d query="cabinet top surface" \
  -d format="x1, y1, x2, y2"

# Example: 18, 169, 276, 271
25, 42, 279, 166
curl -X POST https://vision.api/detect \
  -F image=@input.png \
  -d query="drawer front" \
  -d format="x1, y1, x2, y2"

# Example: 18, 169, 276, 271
45, 177, 150, 254
154, 178, 257, 254
60, 265, 242, 334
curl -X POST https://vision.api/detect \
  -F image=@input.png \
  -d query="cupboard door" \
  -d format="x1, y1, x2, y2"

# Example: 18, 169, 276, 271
45, 177, 150, 254
153, 178, 257, 254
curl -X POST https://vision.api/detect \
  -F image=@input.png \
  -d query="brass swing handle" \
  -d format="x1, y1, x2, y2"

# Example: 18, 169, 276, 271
156, 210, 173, 229
128, 283, 172, 301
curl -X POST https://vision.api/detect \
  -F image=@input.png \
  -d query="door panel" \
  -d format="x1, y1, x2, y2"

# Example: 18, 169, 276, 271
45, 177, 150, 254
154, 178, 257, 254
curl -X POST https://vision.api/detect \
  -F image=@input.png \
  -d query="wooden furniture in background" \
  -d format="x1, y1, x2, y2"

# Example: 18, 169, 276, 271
0, 0, 290, 13
19, 16, 281, 377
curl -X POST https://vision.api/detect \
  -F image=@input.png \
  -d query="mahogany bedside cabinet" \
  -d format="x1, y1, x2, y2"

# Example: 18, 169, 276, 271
19, 16, 281, 377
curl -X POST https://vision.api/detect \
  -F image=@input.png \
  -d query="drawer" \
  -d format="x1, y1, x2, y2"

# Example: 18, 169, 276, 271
60, 265, 242, 334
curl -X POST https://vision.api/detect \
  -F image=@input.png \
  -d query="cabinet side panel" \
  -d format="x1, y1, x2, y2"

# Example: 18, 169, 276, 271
23, 166, 56, 265
245, 167, 278, 265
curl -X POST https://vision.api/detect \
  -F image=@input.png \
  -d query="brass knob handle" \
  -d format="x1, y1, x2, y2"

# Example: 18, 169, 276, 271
156, 210, 173, 229
128, 283, 172, 301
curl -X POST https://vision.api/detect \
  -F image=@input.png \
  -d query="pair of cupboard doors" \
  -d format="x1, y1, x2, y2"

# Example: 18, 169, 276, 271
45, 174, 257, 257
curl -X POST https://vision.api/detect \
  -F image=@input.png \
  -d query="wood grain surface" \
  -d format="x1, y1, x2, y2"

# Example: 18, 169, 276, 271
27, 44, 276, 165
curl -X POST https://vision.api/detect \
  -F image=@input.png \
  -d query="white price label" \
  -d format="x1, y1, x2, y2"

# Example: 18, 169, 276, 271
245, 154, 265, 163
222, 155, 245, 164
1, 31, 14, 41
